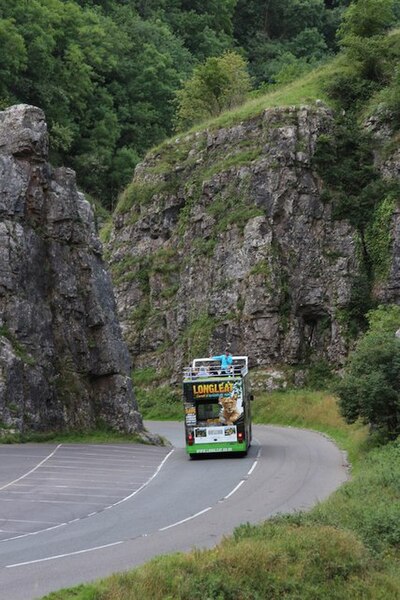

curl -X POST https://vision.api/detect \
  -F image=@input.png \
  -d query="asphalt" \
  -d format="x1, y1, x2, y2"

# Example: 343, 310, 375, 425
0, 423, 348, 600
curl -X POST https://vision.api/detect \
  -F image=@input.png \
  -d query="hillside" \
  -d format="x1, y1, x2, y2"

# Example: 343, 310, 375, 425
105, 44, 400, 382
0, 0, 349, 206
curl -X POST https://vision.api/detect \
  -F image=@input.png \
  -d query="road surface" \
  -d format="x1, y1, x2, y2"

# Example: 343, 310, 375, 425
0, 422, 348, 600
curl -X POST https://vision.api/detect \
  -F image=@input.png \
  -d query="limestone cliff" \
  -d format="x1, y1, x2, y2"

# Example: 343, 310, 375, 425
0, 105, 143, 435
109, 105, 372, 377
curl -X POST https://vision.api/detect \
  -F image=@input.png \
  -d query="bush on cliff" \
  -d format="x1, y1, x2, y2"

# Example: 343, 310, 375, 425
174, 51, 252, 130
336, 305, 400, 440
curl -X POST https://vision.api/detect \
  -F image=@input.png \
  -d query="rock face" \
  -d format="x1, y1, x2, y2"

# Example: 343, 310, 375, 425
0, 104, 143, 434
108, 105, 371, 375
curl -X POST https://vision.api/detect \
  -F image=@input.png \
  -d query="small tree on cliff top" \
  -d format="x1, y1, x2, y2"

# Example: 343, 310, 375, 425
174, 51, 251, 131
336, 305, 400, 440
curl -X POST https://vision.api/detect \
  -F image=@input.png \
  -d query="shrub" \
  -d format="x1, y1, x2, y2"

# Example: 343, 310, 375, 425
175, 51, 251, 130
336, 305, 400, 439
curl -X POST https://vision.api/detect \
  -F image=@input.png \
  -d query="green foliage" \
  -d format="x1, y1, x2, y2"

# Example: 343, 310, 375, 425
115, 182, 155, 215
249, 259, 271, 278
314, 113, 400, 336
175, 51, 252, 131
314, 117, 385, 229
132, 366, 172, 388
181, 312, 216, 359
365, 193, 397, 280
305, 359, 335, 390
0, 0, 193, 208
339, 0, 395, 40
135, 386, 182, 421
337, 0, 396, 84
0, 0, 382, 209
336, 305, 400, 438
309, 438, 400, 553
0, 0, 345, 210
0, 429, 144, 445
233, 0, 338, 86
324, 0, 400, 109
366, 303, 400, 333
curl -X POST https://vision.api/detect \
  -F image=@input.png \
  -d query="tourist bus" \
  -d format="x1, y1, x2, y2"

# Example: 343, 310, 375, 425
182, 355, 252, 457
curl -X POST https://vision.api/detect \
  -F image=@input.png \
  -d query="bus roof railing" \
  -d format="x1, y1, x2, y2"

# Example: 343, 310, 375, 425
183, 356, 248, 381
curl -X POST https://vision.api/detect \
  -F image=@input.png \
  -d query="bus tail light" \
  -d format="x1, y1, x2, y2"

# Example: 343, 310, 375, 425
188, 433, 194, 446
237, 432, 244, 443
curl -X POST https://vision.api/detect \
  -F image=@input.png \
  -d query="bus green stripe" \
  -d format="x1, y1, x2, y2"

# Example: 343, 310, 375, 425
186, 442, 247, 454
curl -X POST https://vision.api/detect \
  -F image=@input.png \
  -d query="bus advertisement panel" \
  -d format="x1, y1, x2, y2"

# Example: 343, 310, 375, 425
183, 377, 249, 455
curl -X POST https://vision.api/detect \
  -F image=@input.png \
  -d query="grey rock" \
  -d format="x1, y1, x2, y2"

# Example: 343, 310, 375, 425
108, 105, 364, 375
0, 105, 144, 436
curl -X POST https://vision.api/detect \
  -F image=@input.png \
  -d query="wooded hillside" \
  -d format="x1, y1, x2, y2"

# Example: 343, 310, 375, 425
0, 0, 350, 207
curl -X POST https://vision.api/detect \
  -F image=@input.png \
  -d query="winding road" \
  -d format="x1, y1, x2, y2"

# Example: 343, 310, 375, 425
0, 422, 348, 600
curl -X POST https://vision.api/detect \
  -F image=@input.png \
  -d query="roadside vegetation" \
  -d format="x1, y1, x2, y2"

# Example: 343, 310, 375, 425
39, 381, 400, 600
0, 428, 147, 445
40, 308, 400, 599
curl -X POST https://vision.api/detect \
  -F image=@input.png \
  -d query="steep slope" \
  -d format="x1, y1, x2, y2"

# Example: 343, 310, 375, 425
108, 104, 369, 374
0, 105, 143, 435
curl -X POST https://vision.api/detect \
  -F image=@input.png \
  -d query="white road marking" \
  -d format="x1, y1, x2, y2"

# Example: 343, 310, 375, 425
159, 507, 212, 531
36, 465, 154, 472
12, 483, 139, 491
111, 449, 174, 507
2, 490, 122, 498
0, 444, 62, 491
0, 448, 175, 543
223, 480, 245, 499
16, 477, 144, 485
0, 518, 60, 525
247, 461, 257, 475
6, 541, 124, 568
0, 522, 67, 543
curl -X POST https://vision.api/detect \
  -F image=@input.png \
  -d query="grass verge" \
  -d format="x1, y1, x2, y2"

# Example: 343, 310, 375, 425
133, 367, 182, 421
39, 386, 400, 599
0, 429, 146, 445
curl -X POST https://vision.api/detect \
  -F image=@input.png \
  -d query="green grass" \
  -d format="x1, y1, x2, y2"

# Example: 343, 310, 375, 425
151, 60, 339, 159
135, 385, 182, 421
252, 388, 367, 463
0, 429, 146, 445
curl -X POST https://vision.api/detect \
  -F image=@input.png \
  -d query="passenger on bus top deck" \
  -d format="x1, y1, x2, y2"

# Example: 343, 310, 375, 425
210, 349, 233, 375
196, 365, 209, 377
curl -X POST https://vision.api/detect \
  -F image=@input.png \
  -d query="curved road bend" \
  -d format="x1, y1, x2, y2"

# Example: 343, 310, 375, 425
0, 423, 348, 600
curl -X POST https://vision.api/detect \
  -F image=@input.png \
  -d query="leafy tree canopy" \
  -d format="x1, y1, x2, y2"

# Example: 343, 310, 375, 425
0, 0, 374, 206
175, 51, 251, 130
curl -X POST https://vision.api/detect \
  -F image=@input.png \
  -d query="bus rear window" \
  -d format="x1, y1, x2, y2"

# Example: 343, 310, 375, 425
197, 401, 220, 422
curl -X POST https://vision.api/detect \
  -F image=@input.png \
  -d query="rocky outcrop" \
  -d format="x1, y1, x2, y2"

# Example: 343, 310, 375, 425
108, 105, 367, 375
0, 104, 143, 435
365, 109, 400, 305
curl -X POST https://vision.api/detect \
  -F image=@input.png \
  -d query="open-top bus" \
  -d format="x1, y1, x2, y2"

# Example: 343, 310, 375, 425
182, 355, 252, 457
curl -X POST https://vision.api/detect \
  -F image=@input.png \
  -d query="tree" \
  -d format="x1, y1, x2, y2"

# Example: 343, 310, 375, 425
336, 305, 400, 439
338, 0, 396, 82
175, 51, 251, 130
0, 20, 26, 104
163, 0, 236, 61
232, 0, 337, 85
